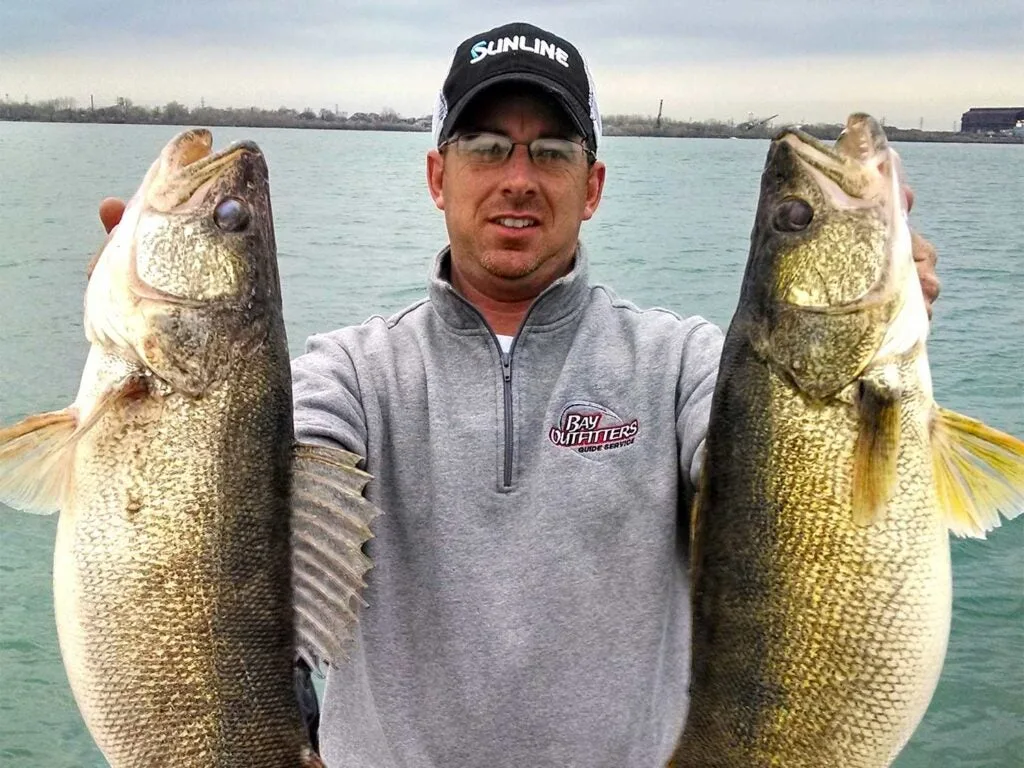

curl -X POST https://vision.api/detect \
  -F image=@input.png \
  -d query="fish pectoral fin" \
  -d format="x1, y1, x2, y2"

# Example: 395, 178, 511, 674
291, 442, 381, 670
852, 373, 902, 526
0, 409, 80, 513
931, 407, 1024, 538
0, 374, 148, 514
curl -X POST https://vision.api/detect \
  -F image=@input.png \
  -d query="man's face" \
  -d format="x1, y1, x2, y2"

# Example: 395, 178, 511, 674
427, 88, 605, 302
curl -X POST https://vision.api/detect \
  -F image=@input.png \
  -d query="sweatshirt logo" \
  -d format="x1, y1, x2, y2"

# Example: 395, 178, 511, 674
549, 402, 639, 454
469, 36, 571, 68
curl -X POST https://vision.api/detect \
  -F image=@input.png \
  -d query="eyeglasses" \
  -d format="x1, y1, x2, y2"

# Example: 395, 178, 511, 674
441, 132, 595, 169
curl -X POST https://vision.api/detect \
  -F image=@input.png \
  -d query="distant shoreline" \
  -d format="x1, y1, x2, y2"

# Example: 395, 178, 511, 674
2, 102, 1021, 145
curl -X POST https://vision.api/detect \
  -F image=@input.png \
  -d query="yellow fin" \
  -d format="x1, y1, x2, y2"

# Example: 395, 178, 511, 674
0, 410, 79, 513
931, 407, 1024, 538
852, 379, 901, 525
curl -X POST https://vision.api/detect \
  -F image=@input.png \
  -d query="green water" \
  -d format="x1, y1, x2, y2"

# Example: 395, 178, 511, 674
0, 123, 1021, 766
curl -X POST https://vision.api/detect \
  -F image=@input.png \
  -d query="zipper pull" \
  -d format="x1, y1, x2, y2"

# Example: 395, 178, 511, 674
500, 352, 512, 383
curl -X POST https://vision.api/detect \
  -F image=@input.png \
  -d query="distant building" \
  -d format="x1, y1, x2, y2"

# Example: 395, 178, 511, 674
960, 107, 1024, 133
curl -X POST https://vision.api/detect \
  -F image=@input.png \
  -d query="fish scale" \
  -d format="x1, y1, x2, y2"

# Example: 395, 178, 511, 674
0, 130, 379, 767
57, 360, 306, 765
669, 114, 1023, 767
676, 325, 950, 766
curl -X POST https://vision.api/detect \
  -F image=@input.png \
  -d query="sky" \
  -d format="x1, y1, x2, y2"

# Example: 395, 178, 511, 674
1, 1, 1021, 130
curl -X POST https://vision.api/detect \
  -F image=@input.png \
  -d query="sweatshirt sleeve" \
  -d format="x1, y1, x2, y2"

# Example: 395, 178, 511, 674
291, 330, 369, 460
676, 319, 724, 490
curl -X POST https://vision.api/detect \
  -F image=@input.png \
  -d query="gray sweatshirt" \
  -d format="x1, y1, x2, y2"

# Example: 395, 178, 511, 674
291, 245, 723, 768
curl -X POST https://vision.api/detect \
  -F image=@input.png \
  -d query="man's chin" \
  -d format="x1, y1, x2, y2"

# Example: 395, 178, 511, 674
480, 251, 544, 282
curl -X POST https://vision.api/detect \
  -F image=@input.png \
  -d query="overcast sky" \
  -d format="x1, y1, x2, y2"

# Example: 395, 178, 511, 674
1, 1, 1021, 129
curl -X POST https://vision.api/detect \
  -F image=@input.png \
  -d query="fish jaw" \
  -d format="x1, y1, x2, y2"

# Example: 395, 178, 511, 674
145, 129, 260, 213
863, 146, 928, 370
83, 130, 277, 396
773, 118, 901, 312
133, 129, 268, 305
745, 115, 915, 400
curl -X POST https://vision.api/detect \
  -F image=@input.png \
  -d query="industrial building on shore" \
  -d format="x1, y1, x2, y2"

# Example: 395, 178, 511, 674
960, 107, 1024, 135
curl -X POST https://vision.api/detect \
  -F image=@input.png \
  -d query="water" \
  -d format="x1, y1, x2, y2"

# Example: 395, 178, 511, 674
0, 122, 1020, 766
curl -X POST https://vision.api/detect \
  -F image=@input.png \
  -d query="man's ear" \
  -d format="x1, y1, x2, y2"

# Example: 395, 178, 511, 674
582, 160, 606, 221
427, 149, 445, 211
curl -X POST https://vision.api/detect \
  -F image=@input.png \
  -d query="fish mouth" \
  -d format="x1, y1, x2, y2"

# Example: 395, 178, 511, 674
144, 129, 261, 212
777, 115, 892, 210
773, 114, 903, 315
125, 130, 265, 307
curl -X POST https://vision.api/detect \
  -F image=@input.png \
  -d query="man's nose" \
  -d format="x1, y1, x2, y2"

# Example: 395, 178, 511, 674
501, 144, 539, 194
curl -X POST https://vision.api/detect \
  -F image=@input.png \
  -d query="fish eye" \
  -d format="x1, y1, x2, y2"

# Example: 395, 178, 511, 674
213, 197, 251, 232
773, 198, 814, 232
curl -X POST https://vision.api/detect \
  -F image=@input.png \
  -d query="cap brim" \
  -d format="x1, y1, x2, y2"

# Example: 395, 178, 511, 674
438, 72, 593, 149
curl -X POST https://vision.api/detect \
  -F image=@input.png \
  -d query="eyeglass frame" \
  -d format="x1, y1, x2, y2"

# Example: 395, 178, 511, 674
439, 131, 597, 168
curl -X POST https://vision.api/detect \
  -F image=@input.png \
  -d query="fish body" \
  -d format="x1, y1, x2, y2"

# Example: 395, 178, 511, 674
0, 130, 376, 767
670, 115, 1023, 767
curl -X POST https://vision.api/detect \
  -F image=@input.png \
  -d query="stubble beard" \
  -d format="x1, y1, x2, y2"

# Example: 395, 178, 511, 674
479, 247, 548, 281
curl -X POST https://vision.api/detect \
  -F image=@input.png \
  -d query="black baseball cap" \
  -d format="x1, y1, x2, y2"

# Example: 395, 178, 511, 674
431, 22, 602, 153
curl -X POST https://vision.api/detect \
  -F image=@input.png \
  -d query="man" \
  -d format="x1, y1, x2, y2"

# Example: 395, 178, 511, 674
99, 21, 939, 768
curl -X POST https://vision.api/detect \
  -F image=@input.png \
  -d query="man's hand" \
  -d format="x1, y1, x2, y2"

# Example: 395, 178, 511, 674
904, 186, 941, 319
912, 232, 939, 319
99, 197, 126, 234
88, 198, 128, 277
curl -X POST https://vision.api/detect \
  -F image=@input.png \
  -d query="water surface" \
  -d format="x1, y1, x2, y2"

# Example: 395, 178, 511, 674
0, 123, 1020, 767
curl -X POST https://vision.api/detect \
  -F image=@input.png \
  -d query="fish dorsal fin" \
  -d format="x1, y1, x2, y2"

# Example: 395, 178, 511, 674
931, 407, 1024, 538
291, 442, 380, 670
852, 369, 902, 526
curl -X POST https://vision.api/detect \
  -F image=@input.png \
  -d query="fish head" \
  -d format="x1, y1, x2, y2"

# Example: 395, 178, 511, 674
86, 129, 282, 395
741, 113, 915, 399
135, 129, 278, 305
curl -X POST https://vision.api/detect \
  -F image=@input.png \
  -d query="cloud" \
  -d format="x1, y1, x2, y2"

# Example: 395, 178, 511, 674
569, 0, 1023, 58
1, 1, 1021, 128
3, 1, 1021, 57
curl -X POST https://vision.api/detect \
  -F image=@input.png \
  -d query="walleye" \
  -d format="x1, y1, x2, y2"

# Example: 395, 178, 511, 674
670, 114, 1023, 767
0, 130, 378, 767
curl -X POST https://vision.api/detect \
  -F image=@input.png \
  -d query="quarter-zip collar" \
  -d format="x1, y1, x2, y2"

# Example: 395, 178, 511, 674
428, 244, 592, 333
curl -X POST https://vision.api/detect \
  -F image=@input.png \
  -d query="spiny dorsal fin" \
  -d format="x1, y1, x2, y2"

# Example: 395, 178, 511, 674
852, 374, 902, 525
931, 407, 1024, 538
291, 442, 381, 670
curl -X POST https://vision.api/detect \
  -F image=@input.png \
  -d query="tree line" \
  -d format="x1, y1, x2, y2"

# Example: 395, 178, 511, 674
2, 97, 1020, 144
600, 114, 1021, 144
0, 97, 429, 132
